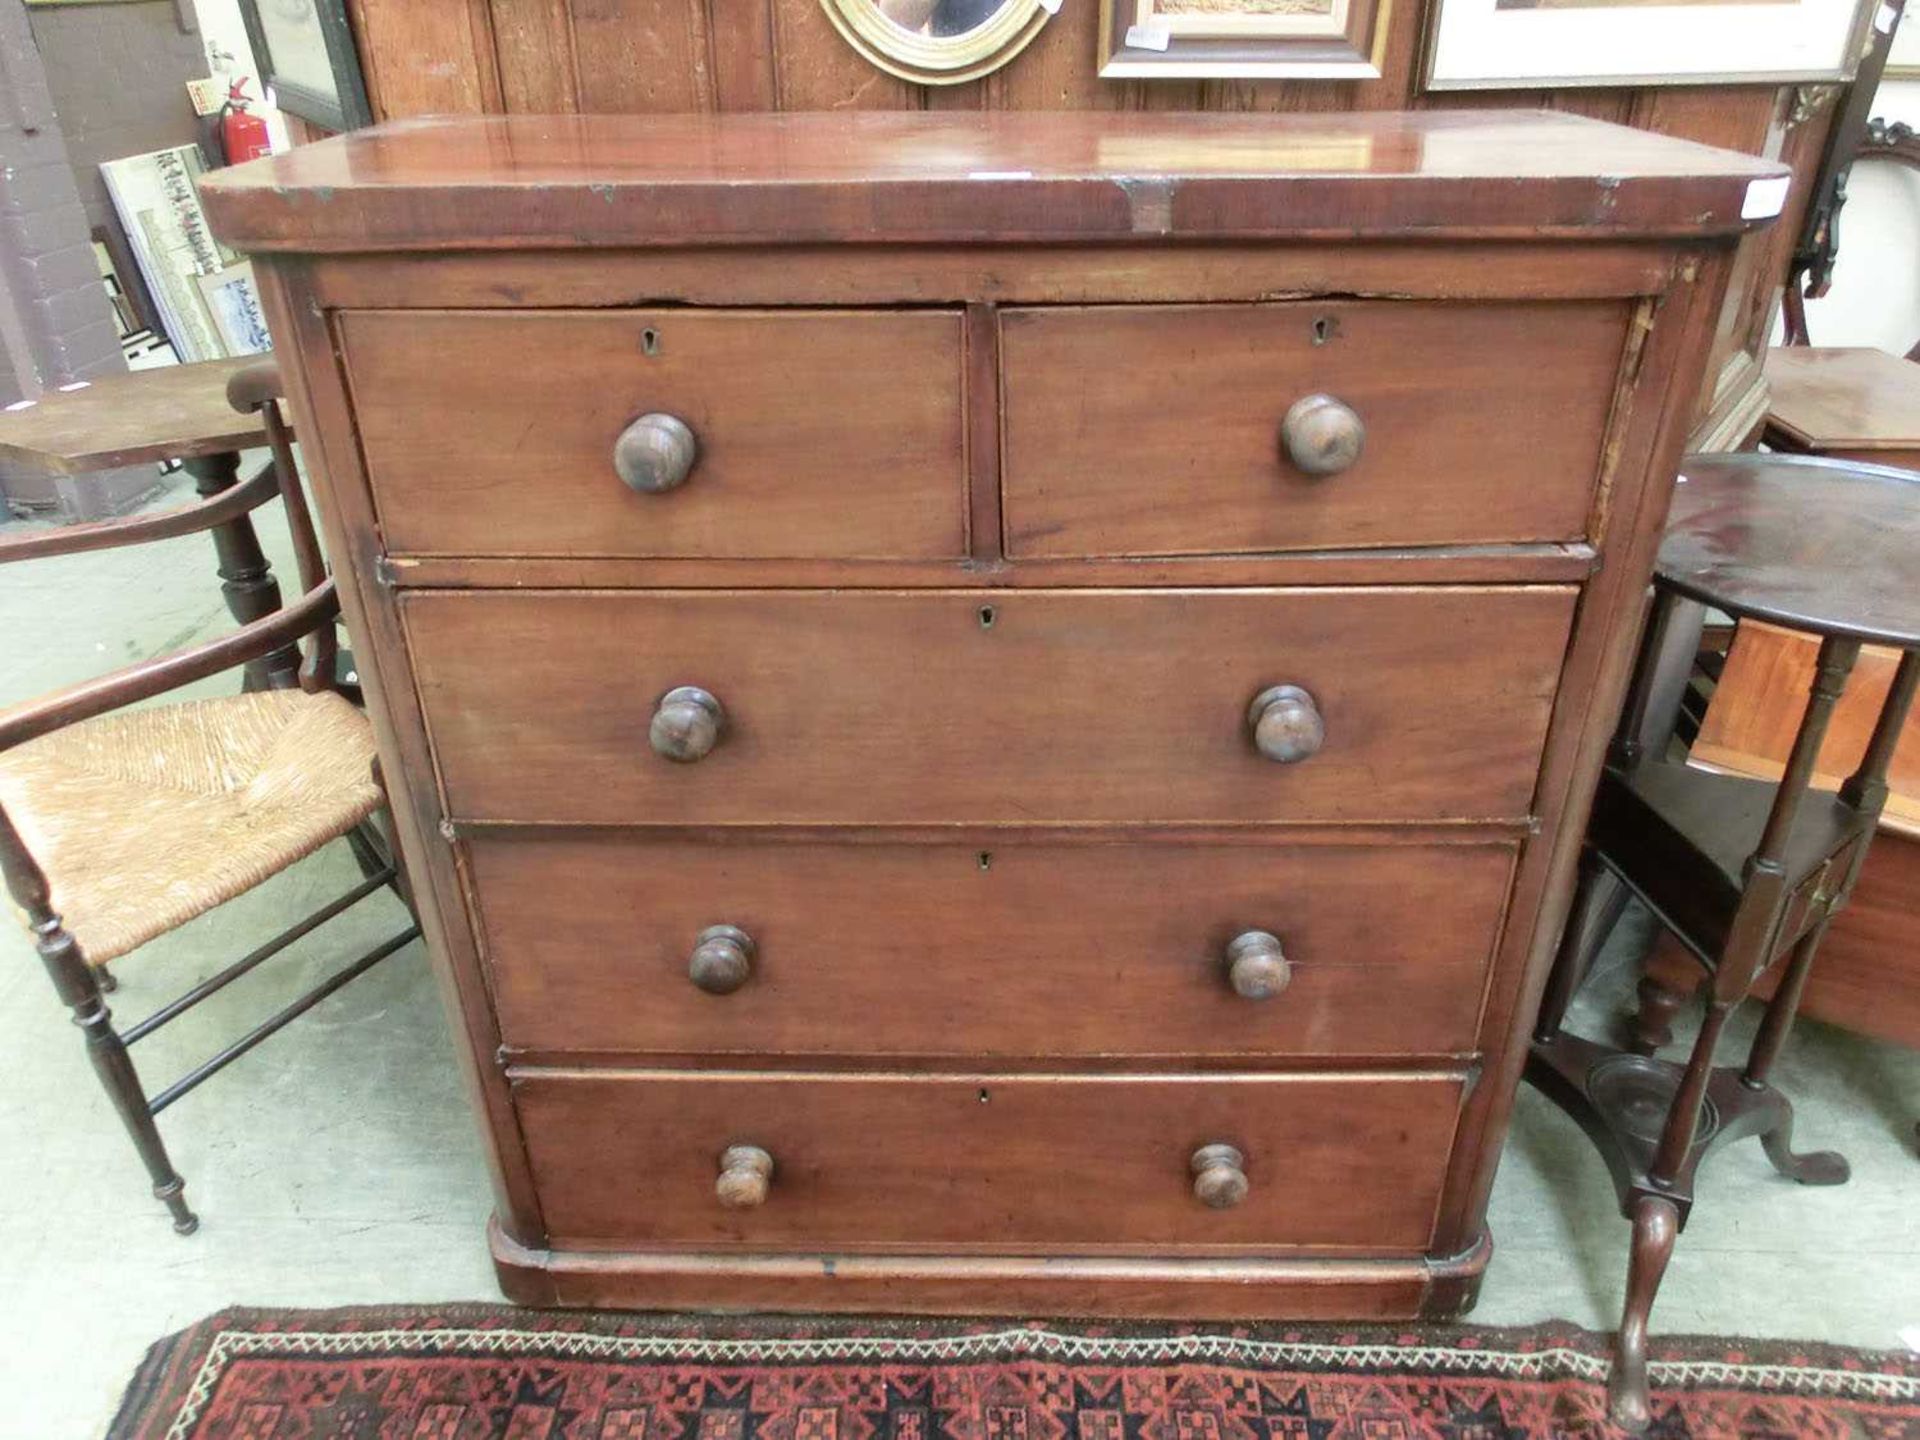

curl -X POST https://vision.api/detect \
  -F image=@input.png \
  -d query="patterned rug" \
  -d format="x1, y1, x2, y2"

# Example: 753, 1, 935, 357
108, 1306, 1920, 1440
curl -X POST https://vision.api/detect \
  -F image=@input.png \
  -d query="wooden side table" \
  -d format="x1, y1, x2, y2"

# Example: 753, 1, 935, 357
1528, 453, 1920, 1432
1629, 349, 1920, 1056
0, 357, 298, 690
1763, 346, 1920, 470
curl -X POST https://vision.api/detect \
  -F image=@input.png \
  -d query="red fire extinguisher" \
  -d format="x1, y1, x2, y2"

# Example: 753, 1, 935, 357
219, 81, 273, 165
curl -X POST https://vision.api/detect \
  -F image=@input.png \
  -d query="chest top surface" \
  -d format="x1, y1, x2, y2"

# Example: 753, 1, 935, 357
199, 110, 1786, 254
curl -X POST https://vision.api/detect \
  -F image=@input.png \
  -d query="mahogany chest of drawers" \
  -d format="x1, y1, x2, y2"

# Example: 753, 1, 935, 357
202, 111, 1783, 1318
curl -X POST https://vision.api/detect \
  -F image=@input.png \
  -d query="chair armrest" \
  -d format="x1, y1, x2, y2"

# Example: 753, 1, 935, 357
0, 579, 340, 756
0, 462, 281, 566
226, 359, 284, 414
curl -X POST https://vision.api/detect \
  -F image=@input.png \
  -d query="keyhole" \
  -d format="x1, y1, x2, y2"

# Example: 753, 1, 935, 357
1311, 316, 1336, 346
978, 1088, 991, 1104
978, 605, 996, 630
976, 851, 993, 872
641, 327, 662, 356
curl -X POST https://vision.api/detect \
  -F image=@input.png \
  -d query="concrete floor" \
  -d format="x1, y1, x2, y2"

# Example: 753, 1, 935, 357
1, 474, 1915, 1438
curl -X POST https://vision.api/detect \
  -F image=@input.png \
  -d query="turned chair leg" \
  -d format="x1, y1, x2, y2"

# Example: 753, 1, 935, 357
1629, 973, 1684, 1055
1627, 940, 1695, 1056
344, 818, 389, 885
1609, 1194, 1679, 1433
36, 919, 198, 1235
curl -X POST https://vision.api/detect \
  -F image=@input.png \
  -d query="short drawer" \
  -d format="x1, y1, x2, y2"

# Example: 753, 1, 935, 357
475, 837, 1514, 1059
1000, 300, 1630, 558
340, 308, 968, 559
514, 1069, 1465, 1252
405, 586, 1574, 825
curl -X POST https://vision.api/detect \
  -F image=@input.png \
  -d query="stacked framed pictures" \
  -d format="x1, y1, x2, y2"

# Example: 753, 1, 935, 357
100, 146, 271, 361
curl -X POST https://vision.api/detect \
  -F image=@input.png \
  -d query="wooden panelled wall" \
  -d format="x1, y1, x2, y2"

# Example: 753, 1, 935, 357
343, 0, 1842, 437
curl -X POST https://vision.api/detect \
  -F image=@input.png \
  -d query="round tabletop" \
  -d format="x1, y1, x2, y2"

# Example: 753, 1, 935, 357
1659, 453, 1920, 649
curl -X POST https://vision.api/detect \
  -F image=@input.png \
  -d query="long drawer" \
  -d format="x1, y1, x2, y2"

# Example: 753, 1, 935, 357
474, 836, 1515, 1058
405, 587, 1574, 825
340, 308, 969, 560
1000, 300, 1629, 558
513, 1069, 1466, 1252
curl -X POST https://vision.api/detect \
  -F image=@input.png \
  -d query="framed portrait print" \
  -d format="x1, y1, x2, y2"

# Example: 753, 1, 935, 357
1099, 0, 1392, 79
1425, 0, 1875, 90
238, 0, 372, 132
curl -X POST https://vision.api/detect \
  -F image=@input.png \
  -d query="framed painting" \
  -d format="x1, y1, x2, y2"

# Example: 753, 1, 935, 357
1099, 0, 1392, 78
820, 0, 1055, 84
238, 0, 371, 133
1425, 0, 1876, 89
1889, 0, 1920, 76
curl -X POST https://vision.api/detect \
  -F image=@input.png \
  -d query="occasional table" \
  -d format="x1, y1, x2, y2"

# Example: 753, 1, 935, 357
1628, 352, 1920, 1054
1763, 345, 1920, 470
0, 356, 299, 690
1528, 452, 1919, 1431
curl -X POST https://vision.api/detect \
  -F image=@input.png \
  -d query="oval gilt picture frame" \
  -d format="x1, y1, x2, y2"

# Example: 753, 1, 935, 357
819, 0, 1053, 85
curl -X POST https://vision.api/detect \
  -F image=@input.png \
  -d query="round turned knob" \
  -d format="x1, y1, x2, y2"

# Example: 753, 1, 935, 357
1279, 394, 1365, 477
1247, 684, 1325, 765
1191, 1143, 1249, 1210
716, 1144, 773, 1209
649, 685, 724, 763
689, 924, 755, 995
613, 412, 698, 494
1224, 930, 1292, 1000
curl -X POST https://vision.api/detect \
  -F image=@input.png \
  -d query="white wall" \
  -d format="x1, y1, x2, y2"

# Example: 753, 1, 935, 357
188, 0, 292, 152
1797, 77, 1920, 352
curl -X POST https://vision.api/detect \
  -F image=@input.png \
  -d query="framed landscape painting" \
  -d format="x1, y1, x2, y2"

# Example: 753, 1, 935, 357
1099, 0, 1392, 78
1425, 0, 1874, 89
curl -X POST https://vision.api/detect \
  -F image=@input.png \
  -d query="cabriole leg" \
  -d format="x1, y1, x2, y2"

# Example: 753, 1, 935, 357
1742, 921, 1849, 1185
1608, 1194, 1679, 1433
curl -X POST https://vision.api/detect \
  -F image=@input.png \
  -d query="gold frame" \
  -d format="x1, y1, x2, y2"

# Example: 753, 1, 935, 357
1097, 0, 1391, 80
819, 0, 1053, 84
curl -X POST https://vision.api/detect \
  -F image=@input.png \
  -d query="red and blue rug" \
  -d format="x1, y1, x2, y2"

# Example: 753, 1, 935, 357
109, 1306, 1920, 1439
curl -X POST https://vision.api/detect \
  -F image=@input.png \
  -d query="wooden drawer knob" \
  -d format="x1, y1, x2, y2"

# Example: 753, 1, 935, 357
716, 1144, 773, 1209
1225, 930, 1291, 1000
650, 685, 725, 763
1280, 394, 1365, 477
689, 924, 755, 995
1247, 684, 1324, 764
1190, 1143, 1249, 1209
614, 412, 698, 493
